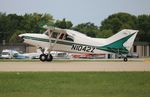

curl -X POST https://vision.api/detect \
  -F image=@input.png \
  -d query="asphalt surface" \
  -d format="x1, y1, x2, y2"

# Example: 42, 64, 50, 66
0, 61, 150, 72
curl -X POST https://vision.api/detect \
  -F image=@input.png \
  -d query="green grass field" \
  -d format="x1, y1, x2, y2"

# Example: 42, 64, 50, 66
0, 72, 150, 97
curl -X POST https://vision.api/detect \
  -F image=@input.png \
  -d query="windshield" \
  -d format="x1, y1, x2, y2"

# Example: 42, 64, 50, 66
2, 52, 10, 55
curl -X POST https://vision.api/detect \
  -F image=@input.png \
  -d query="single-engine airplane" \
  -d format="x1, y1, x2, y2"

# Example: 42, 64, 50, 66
19, 25, 138, 62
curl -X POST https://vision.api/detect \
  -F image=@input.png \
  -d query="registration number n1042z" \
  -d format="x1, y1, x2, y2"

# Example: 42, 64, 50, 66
71, 44, 95, 53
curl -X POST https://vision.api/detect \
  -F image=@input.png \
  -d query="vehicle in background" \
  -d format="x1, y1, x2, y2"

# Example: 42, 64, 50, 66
71, 53, 106, 59
15, 53, 29, 59
1, 49, 18, 59
22, 53, 40, 59
127, 52, 139, 58
0, 49, 39, 59
117, 52, 139, 58
51, 51, 69, 59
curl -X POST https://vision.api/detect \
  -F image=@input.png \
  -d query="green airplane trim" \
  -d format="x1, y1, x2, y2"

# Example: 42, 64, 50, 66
23, 36, 74, 45
24, 36, 49, 42
97, 33, 136, 54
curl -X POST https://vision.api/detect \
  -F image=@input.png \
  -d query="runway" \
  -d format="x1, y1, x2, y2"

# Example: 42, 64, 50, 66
0, 61, 150, 72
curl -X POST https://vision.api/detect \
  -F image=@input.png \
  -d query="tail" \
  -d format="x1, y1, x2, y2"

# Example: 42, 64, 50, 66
99, 29, 138, 54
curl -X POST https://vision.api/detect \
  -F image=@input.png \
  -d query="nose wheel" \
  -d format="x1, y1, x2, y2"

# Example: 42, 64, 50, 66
39, 54, 53, 62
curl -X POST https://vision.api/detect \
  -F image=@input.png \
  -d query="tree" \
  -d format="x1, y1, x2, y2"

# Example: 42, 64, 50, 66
97, 29, 113, 38
28, 13, 54, 33
0, 13, 25, 43
73, 22, 98, 37
1, 12, 150, 43
137, 15, 150, 33
0, 12, 54, 43
100, 12, 137, 34
9, 30, 24, 43
0, 12, 7, 43
136, 15, 150, 42
54, 18, 73, 29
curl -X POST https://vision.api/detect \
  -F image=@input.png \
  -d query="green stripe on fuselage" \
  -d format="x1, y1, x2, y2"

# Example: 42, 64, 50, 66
24, 36, 49, 42
24, 36, 83, 46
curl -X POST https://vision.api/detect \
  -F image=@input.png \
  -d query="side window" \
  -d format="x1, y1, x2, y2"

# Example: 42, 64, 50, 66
45, 32, 74, 42
65, 34, 74, 41
51, 32, 58, 38
45, 31, 59, 39
59, 33, 65, 39
59, 33, 74, 42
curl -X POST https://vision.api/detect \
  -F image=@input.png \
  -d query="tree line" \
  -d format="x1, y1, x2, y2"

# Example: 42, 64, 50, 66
0, 12, 150, 43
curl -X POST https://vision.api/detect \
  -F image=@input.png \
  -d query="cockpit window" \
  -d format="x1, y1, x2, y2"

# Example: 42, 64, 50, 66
65, 35, 74, 41
45, 31, 58, 38
59, 33, 65, 39
59, 33, 74, 41
51, 32, 58, 38
45, 31, 74, 42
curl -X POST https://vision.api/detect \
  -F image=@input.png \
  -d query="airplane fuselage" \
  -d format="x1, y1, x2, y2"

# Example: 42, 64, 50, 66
22, 33, 109, 54
19, 28, 138, 62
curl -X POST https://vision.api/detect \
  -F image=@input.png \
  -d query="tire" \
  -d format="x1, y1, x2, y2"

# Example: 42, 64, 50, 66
46, 54, 53, 62
40, 54, 47, 62
124, 57, 128, 62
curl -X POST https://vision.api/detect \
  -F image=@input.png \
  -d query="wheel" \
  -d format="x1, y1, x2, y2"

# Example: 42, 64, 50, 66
123, 57, 128, 62
46, 54, 53, 62
40, 54, 47, 62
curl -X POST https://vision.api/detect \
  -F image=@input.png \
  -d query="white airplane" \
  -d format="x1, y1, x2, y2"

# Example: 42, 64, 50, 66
19, 26, 138, 62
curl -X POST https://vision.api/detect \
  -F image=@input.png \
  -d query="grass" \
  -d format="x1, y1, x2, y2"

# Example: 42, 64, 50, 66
0, 72, 150, 97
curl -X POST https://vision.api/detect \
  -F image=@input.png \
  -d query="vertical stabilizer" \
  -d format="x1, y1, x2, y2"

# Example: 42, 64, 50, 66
98, 29, 138, 54
106, 29, 138, 51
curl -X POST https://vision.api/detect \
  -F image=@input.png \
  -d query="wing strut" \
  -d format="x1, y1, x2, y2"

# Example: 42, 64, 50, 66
39, 26, 65, 62
47, 29, 62, 52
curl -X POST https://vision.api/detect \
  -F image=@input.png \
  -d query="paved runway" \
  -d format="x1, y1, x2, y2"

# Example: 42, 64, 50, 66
0, 61, 150, 72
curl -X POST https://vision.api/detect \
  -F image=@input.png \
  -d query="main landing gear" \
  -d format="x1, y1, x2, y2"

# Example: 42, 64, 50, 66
39, 48, 53, 62
39, 54, 53, 62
